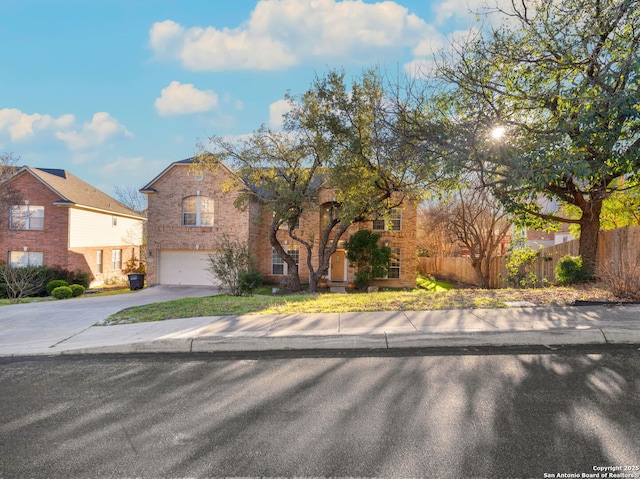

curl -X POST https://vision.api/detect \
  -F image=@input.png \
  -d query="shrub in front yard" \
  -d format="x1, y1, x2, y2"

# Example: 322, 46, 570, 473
239, 270, 263, 296
69, 284, 85, 297
51, 286, 73, 300
206, 235, 257, 296
504, 246, 539, 288
0, 266, 49, 303
555, 255, 591, 285
46, 279, 68, 296
598, 254, 640, 300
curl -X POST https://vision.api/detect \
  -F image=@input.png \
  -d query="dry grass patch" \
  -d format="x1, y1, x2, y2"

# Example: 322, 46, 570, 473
102, 283, 618, 325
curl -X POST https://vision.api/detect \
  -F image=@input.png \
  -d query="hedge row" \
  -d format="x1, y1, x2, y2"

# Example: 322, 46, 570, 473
0, 265, 91, 299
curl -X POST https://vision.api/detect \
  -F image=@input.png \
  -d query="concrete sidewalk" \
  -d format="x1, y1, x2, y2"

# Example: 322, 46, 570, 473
3, 302, 639, 356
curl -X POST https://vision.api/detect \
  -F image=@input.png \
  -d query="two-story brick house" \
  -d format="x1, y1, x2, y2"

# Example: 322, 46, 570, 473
141, 158, 417, 288
0, 166, 145, 286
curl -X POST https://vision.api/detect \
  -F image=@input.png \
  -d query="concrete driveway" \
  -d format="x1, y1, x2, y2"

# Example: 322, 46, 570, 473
0, 285, 216, 356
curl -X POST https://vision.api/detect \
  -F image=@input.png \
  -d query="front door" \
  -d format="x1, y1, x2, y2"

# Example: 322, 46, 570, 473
330, 250, 345, 282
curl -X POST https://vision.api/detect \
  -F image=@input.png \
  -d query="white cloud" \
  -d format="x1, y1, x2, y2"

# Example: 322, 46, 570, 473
0, 108, 74, 141
155, 81, 219, 116
99, 155, 146, 176
404, 58, 437, 79
55, 112, 132, 151
269, 99, 292, 129
149, 0, 436, 71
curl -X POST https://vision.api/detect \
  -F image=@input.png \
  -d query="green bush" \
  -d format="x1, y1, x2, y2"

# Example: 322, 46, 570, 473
72, 270, 91, 289
46, 266, 92, 290
555, 255, 591, 285
51, 286, 73, 300
0, 282, 7, 299
69, 284, 85, 297
239, 270, 263, 296
504, 246, 540, 288
345, 230, 392, 289
46, 279, 68, 295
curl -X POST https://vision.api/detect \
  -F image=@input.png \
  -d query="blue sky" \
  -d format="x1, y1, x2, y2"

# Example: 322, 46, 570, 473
0, 0, 485, 196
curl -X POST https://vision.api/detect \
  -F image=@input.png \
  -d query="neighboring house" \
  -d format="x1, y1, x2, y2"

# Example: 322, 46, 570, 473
525, 226, 574, 250
0, 167, 145, 286
141, 158, 417, 288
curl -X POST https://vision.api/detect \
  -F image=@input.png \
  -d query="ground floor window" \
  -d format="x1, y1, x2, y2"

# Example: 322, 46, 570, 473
112, 249, 122, 270
271, 245, 299, 275
388, 247, 401, 279
8, 251, 43, 267
97, 250, 103, 274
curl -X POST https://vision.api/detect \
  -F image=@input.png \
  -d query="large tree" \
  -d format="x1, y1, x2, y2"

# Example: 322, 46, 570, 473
198, 69, 433, 292
430, 0, 640, 272
0, 153, 20, 246
0, 152, 19, 204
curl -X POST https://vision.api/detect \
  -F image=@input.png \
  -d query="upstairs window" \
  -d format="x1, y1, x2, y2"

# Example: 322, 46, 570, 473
10, 205, 44, 230
372, 208, 402, 232
183, 196, 214, 226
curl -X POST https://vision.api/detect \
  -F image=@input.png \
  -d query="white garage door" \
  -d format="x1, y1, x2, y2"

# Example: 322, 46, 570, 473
158, 250, 216, 286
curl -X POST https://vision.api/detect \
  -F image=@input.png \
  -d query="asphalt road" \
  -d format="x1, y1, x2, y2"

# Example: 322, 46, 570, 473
1, 350, 639, 479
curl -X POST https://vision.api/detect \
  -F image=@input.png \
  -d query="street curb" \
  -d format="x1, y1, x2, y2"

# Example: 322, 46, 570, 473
46, 327, 628, 356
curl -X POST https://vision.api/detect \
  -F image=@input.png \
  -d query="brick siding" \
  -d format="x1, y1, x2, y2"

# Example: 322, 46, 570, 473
145, 162, 418, 288
1, 172, 142, 286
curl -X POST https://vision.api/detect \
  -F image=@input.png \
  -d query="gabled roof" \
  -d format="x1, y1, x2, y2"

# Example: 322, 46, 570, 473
140, 156, 238, 193
9, 166, 144, 219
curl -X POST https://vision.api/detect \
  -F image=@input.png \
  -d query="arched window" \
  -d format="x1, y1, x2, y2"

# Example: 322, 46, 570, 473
182, 196, 214, 226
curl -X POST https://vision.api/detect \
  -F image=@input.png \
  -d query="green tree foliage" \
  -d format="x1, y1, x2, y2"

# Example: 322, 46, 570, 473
345, 230, 392, 289
429, 0, 640, 274
564, 178, 640, 236
504, 247, 540, 289
198, 69, 433, 292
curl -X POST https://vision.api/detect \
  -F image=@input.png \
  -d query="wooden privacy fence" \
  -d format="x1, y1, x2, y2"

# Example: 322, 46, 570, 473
418, 225, 640, 288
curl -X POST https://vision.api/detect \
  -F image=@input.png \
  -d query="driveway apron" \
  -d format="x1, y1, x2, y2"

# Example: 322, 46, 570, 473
0, 286, 215, 356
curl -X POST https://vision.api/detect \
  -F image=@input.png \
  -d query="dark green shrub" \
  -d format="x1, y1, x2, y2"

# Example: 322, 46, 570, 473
0, 282, 8, 299
345, 230, 392, 289
51, 286, 73, 300
239, 270, 263, 296
46, 279, 68, 295
72, 270, 91, 289
46, 266, 92, 289
69, 284, 85, 297
555, 255, 591, 285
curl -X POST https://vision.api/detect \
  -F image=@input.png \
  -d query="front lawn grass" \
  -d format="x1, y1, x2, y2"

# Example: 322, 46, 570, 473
101, 283, 616, 325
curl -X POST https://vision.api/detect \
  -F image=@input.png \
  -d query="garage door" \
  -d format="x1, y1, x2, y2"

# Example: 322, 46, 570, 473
158, 250, 216, 286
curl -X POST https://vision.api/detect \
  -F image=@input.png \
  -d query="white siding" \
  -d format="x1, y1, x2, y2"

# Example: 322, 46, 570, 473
69, 208, 144, 248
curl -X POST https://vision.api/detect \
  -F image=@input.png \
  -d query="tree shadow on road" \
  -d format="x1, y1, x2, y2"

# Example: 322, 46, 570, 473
1, 351, 639, 478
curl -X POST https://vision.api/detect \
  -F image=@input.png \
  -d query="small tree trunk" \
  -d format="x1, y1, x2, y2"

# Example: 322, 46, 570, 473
471, 256, 490, 289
